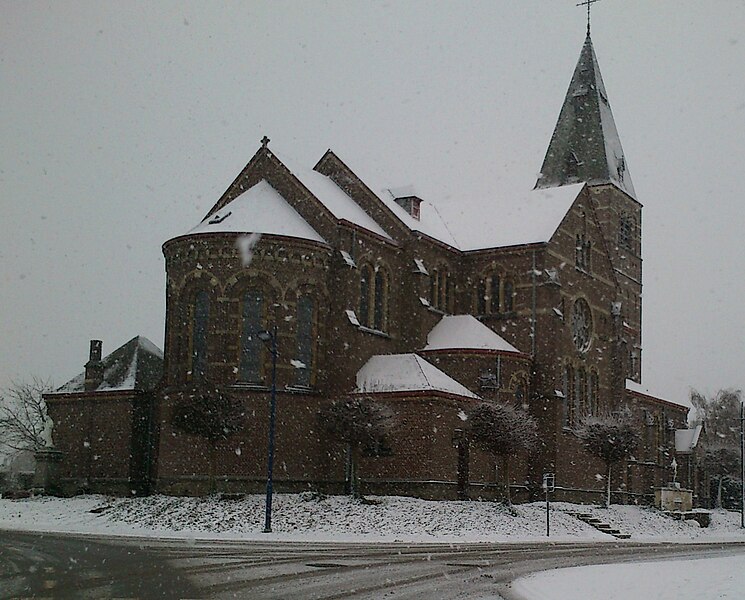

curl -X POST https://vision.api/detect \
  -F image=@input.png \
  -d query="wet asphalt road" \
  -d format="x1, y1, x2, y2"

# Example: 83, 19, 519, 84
2, 530, 745, 599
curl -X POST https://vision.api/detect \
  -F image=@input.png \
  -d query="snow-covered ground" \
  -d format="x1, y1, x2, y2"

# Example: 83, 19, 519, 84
512, 554, 745, 600
1, 492, 745, 544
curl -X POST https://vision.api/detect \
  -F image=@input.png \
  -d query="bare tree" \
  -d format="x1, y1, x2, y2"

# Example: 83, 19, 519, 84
467, 401, 538, 505
170, 383, 245, 493
691, 388, 742, 508
0, 377, 54, 453
320, 397, 394, 498
575, 410, 638, 507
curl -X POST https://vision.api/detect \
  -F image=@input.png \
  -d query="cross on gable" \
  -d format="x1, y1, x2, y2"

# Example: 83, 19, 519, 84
576, 0, 600, 35
261, 135, 270, 148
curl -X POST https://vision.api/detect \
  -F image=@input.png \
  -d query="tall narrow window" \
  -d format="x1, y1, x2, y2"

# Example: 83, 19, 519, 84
589, 371, 599, 416
490, 275, 501, 314
373, 270, 386, 331
359, 266, 372, 327
239, 290, 263, 383
576, 367, 587, 416
563, 364, 574, 427
191, 290, 209, 379
515, 383, 525, 407
444, 276, 451, 313
430, 269, 439, 308
503, 280, 514, 312
476, 279, 487, 315
619, 213, 634, 251
296, 295, 314, 387
439, 272, 448, 312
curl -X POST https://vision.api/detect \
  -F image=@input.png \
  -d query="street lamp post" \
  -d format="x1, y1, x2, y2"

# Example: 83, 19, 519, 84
740, 401, 745, 529
258, 324, 278, 533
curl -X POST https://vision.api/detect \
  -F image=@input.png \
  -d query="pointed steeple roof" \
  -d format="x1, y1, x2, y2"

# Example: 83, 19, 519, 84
535, 35, 635, 198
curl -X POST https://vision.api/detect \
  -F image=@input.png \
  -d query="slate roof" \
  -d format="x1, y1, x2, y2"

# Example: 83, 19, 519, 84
56, 336, 163, 393
535, 34, 635, 198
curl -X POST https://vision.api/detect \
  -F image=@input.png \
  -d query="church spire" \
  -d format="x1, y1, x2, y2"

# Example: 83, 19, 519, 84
535, 34, 635, 198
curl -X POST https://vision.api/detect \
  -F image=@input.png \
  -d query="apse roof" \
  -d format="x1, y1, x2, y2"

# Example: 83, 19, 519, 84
188, 179, 327, 244
56, 336, 163, 393
535, 35, 635, 198
422, 315, 523, 354
355, 353, 479, 399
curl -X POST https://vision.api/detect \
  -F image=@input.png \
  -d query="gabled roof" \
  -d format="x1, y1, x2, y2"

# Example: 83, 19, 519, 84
188, 179, 327, 244
274, 152, 392, 240
56, 336, 163, 393
355, 353, 479, 399
535, 35, 635, 198
379, 188, 460, 249
422, 315, 523, 354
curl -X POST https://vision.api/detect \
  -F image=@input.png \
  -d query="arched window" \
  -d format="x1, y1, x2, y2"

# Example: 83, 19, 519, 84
359, 265, 372, 327
373, 270, 387, 331
490, 275, 501, 314
239, 289, 264, 383
503, 280, 514, 312
296, 295, 315, 387
191, 290, 209, 379
430, 269, 439, 308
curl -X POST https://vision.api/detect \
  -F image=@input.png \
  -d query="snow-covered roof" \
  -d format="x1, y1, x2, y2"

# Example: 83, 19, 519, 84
356, 353, 479, 399
459, 184, 584, 251
275, 153, 392, 240
675, 425, 703, 454
56, 336, 163, 393
380, 189, 460, 249
625, 378, 686, 408
422, 315, 523, 354
188, 180, 327, 244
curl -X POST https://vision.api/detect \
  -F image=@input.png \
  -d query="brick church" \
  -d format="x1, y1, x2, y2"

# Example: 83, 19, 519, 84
46, 32, 691, 503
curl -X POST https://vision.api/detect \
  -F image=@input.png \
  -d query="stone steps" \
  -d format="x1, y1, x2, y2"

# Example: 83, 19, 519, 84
568, 511, 631, 539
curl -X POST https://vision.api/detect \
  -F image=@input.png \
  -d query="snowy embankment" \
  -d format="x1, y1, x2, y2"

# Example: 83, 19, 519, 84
1, 493, 744, 543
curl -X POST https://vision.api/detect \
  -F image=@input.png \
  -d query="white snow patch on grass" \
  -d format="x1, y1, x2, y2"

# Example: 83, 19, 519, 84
513, 554, 745, 600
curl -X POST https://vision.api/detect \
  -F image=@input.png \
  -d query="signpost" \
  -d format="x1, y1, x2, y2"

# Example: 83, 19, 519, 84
543, 472, 555, 537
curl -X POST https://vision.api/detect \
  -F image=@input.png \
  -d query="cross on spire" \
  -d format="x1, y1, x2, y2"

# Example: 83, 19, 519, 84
576, 0, 600, 36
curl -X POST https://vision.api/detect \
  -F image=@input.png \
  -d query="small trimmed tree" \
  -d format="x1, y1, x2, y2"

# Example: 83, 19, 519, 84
170, 383, 245, 493
320, 396, 394, 498
575, 411, 638, 508
467, 401, 538, 505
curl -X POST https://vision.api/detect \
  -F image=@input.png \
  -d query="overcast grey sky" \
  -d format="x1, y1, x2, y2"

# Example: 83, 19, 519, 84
2, 1, 744, 409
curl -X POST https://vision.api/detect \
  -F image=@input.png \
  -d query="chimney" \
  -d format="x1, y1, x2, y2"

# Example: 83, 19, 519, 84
84, 340, 104, 391
394, 195, 422, 220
